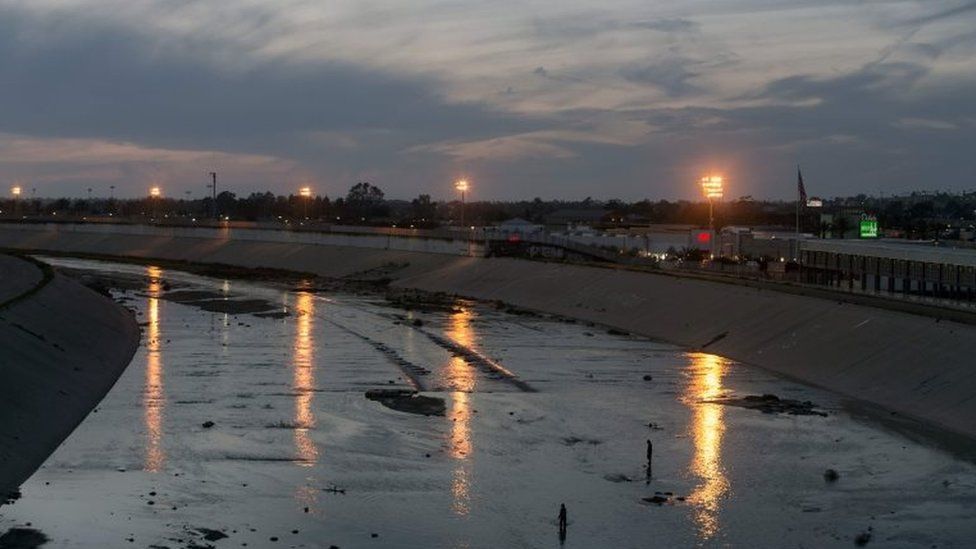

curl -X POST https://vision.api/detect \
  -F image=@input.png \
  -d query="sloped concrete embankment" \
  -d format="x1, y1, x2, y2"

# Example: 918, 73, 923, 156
0, 254, 139, 500
0, 225, 462, 279
392, 258, 976, 440
1, 225, 974, 440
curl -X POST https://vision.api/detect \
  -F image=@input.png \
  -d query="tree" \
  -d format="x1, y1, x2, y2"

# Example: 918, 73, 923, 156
346, 182, 385, 221
411, 194, 436, 221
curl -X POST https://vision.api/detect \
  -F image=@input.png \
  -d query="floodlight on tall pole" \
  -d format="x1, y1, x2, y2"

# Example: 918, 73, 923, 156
700, 175, 723, 231
455, 179, 469, 227
299, 186, 312, 219
149, 186, 161, 219
11, 186, 21, 216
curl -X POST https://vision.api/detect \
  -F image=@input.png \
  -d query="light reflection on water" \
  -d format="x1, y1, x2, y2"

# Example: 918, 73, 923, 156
685, 352, 731, 541
292, 292, 318, 466
143, 266, 166, 473
445, 307, 476, 517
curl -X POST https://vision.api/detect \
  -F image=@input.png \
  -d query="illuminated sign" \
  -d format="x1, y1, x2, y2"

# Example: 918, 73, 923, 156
859, 219, 878, 238
690, 229, 713, 249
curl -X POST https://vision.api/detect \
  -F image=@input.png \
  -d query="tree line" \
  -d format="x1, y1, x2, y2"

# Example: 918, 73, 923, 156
2, 182, 975, 237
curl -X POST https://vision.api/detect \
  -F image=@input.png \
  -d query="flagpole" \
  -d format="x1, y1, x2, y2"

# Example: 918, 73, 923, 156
796, 165, 801, 261
795, 165, 800, 238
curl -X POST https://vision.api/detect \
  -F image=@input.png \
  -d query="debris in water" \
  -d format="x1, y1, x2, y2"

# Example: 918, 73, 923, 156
824, 469, 840, 482
562, 436, 602, 446
254, 311, 290, 319
641, 491, 683, 506
195, 528, 228, 542
201, 421, 216, 429
364, 389, 445, 416
854, 528, 872, 546
0, 528, 49, 548
703, 394, 827, 416
2, 490, 22, 505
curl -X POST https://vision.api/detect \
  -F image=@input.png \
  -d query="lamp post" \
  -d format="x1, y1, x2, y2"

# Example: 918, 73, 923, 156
455, 179, 469, 227
209, 172, 218, 220
150, 186, 161, 220
299, 186, 312, 219
700, 175, 724, 255
11, 186, 21, 217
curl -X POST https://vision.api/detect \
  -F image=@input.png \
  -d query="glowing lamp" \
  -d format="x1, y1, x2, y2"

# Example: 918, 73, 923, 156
700, 176, 723, 200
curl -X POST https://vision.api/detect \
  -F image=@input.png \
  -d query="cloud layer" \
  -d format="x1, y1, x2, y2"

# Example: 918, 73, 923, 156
0, 0, 974, 199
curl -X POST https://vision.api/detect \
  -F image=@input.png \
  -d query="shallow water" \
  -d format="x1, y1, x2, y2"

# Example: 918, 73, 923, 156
2, 257, 975, 548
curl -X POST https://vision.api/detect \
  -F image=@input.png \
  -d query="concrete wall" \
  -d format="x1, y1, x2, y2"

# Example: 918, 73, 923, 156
0, 222, 485, 257
1, 224, 974, 440
0, 255, 140, 499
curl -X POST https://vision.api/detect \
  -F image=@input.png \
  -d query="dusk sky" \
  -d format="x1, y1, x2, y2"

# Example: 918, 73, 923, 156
1, 0, 974, 200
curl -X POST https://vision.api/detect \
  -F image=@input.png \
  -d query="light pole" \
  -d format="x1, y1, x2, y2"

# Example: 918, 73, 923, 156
150, 186, 161, 220
700, 175, 724, 255
11, 186, 21, 217
299, 186, 312, 219
455, 179, 469, 227
209, 172, 218, 220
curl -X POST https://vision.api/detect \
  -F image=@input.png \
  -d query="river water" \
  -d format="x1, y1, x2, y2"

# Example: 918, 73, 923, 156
1, 257, 974, 548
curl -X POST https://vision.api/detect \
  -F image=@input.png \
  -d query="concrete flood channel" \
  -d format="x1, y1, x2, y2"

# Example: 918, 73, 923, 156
1, 257, 974, 548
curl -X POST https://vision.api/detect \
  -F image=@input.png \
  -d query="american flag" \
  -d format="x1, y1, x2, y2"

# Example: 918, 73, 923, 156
797, 167, 807, 204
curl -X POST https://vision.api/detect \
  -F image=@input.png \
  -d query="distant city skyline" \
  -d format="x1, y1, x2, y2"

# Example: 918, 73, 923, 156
0, 1, 974, 200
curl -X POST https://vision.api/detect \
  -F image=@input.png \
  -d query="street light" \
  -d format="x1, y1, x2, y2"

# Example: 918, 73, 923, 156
149, 186, 161, 220
299, 186, 312, 219
455, 179, 469, 227
11, 186, 21, 217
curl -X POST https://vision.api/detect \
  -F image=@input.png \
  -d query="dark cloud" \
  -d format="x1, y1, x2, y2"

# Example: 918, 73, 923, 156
620, 57, 702, 97
749, 61, 930, 103
0, 6, 535, 162
901, 1, 976, 26
632, 18, 699, 33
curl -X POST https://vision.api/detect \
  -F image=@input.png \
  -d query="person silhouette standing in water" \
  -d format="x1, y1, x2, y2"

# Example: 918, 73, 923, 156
558, 503, 568, 539
646, 439, 653, 483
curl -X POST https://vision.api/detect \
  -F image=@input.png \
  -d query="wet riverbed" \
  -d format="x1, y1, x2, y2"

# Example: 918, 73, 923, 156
2, 257, 975, 548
